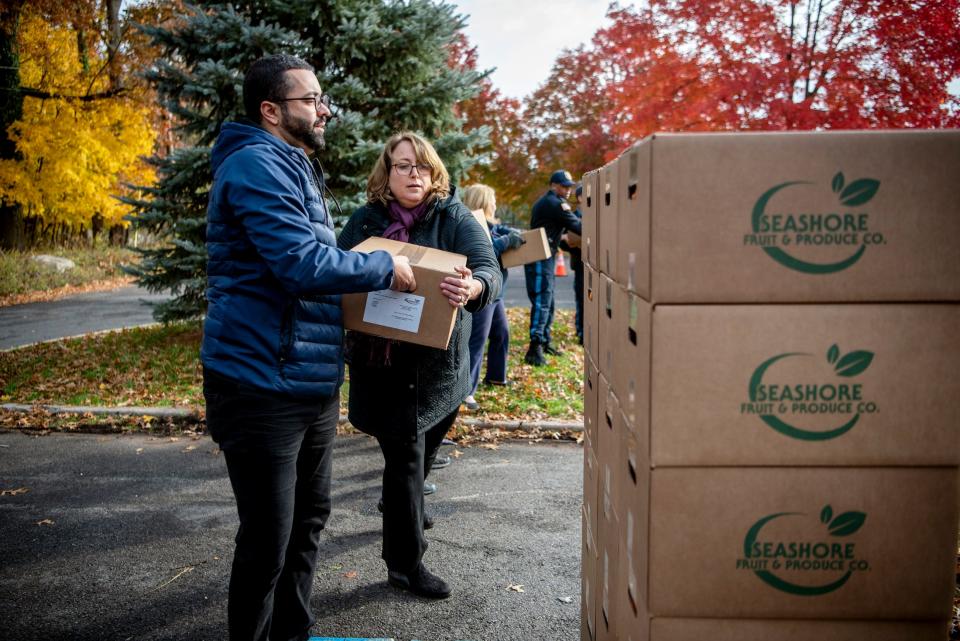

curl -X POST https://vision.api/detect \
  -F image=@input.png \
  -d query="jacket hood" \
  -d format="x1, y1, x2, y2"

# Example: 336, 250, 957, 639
210, 120, 304, 174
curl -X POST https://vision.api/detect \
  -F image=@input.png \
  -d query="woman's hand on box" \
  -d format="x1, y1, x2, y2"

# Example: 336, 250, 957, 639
441, 265, 482, 307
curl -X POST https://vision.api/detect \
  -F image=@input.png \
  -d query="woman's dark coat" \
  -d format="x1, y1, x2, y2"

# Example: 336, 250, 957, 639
337, 187, 502, 439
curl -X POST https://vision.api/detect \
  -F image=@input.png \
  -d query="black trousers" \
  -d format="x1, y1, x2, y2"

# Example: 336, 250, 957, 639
376, 407, 459, 573
204, 368, 339, 641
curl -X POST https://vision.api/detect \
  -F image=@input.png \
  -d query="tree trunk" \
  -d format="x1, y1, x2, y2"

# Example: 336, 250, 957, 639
0, 1, 24, 250
105, 0, 122, 90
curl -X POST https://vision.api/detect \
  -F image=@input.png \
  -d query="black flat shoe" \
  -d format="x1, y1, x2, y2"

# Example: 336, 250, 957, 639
432, 455, 451, 469
377, 499, 434, 530
388, 564, 452, 599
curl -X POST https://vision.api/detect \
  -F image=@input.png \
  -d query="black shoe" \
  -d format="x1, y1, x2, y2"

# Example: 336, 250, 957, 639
377, 498, 434, 530
543, 343, 563, 356
423, 482, 437, 495
524, 342, 546, 366
388, 564, 452, 599
432, 455, 451, 469
482, 378, 513, 387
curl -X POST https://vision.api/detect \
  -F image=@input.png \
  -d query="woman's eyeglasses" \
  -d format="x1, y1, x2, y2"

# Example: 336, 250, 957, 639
391, 162, 432, 177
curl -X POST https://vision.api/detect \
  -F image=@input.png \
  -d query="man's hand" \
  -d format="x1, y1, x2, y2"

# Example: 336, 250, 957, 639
389, 255, 416, 292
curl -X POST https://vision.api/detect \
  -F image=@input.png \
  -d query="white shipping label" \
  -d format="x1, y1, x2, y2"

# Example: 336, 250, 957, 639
362, 290, 425, 333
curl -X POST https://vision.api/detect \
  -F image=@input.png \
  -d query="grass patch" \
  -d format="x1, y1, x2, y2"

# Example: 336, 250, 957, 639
1, 322, 204, 408
0, 244, 136, 304
0, 309, 583, 423
471, 307, 583, 421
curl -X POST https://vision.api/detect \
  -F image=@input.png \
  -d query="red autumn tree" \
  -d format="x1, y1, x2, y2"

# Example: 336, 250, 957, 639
449, 33, 532, 213
523, 42, 623, 204
527, 0, 960, 169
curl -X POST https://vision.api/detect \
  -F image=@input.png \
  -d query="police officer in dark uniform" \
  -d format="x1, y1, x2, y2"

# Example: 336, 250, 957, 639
559, 184, 584, 345
524, 170, 582, 366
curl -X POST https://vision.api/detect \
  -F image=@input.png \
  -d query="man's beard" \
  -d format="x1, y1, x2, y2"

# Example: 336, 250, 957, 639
281, 107, 325, 152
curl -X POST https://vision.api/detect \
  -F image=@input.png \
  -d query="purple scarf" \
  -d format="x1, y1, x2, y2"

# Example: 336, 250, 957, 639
383, 199, 430, 242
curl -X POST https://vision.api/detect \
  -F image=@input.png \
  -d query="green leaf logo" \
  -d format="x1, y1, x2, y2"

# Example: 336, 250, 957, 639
827, 344, 839, 365
828, 511, 867, 536
839, 178, 880, 207
831, 172, 845, 194
820, 505, 833, 524
834, 350, 874, 377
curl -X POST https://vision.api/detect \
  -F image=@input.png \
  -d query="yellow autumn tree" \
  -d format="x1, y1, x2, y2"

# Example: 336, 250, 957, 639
0, 10, 156, 235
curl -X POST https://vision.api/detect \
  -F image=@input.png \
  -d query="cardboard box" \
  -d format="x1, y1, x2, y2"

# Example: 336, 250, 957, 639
647, 619, 950, 641
597, 373, 622, 522
584, 357, 599, 448
636, 303, 960, 466
582, 170, 599, 269
581, 509, 598, 641
619, 598, 948, 641
617, 138, 651, 294
617, 427, 648, 639
583, 438, 599, 544
617, 130, 960, 303
342, 237, 464, 349
598, 160, 620, 282
565, 231, 582, 248
499, 227, 551, 268
584, 264, 600, 364
469, 208, 492, 242
597, 498, 621, 641
597, 274, 622, 386
612, 286, 650, 434
640, 467, 959, 619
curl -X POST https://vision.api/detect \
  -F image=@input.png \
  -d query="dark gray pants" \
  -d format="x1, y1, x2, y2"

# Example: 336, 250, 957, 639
376, 408, 459, 573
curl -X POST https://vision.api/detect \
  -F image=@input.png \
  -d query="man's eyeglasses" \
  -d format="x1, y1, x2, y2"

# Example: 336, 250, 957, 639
277, 94, 332, 111
391, 162, 432, 177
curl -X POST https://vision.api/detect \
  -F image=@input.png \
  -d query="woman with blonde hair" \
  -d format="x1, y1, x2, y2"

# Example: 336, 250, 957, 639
461, 184, 522, 411
337, 132, 501, 598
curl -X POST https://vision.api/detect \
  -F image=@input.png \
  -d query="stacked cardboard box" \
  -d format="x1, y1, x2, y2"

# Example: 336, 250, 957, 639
580, 130, 960, 641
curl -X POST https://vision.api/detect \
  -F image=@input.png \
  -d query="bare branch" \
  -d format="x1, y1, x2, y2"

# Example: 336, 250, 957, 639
16, 86, 127, 101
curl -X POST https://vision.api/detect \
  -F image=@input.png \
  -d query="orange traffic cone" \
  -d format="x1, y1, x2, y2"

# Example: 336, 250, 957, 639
555, 251, 568, 277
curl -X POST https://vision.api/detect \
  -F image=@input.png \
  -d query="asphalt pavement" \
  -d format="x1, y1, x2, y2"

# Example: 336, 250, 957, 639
0, 431, 582, 641
0, 285, 170, 350
0, 268, 575, 350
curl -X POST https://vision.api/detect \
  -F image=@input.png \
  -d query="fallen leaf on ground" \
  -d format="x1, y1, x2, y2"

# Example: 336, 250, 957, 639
136, 448, 144, 455
1, 487, 29, 496
450, 449, 463, 459
183, 445, 196, 452
507, 583, 525, 593
36, 519, 54, 526
343, 570, 358, 579
480, 443, 499, 450
557, 596, 573, 603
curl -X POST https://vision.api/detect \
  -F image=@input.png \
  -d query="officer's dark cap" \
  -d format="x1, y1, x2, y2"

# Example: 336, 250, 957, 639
549, 170, 575, 187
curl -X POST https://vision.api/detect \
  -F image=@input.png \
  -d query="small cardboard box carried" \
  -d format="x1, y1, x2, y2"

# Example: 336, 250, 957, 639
342, 237, 465, 350
499, 227, 551, 268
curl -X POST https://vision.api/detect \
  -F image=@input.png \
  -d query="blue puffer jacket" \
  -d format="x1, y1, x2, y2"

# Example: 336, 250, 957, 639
201, 121, 395, 399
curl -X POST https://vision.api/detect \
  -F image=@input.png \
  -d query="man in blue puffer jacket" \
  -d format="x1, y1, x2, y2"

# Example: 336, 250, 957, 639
202, 54, 415, 641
